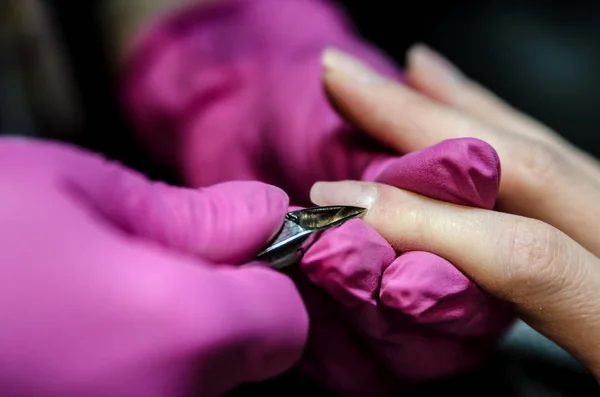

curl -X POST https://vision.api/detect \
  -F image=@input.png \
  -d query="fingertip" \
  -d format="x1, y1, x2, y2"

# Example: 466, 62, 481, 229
192, 181, 290, 263
321, 46, 340, 72
405, 42, 426, 78
262, 183, 291, 217
405, 43, 464, 87
441, 137, 501, 180
375, 137, 500, 209
454, 136, 500, 162
310, 180, 378, 209
451, 137, 501, 209
320, 47, 385, 84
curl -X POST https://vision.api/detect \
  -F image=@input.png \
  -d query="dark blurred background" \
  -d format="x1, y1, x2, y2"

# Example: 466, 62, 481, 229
2, 0, 600, 395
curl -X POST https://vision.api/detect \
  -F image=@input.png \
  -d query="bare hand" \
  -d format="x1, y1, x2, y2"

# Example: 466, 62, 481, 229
310, 45, 600, 378
320, 45, 600, 257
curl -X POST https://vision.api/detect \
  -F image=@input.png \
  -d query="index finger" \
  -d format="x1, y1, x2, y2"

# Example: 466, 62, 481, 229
310, 179, 600, 376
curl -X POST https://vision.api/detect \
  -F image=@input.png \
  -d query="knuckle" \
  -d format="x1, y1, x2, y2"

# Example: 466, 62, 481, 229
501, 217, 568, 298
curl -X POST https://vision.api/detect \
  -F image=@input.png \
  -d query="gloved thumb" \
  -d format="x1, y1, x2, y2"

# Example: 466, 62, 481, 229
136, 254, 309, 396
118, 241, 309, 396
73, 167, 289, 264
6, 139, 289, 264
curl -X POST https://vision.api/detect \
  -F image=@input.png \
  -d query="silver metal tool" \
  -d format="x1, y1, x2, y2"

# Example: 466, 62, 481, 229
255, 206, 366, 271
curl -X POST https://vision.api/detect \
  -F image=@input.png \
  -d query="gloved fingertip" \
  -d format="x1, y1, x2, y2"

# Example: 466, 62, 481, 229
380, 251, 505, 336
454, 137, 501, 208
192, 181, 290, 263
374, 137, 500, 209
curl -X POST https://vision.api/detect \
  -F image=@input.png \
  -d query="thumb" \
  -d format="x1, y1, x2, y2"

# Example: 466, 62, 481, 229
48, 142, 289, 263
127, 247, 309, 395
56, 236, 309, 397
203, 264, 309, 383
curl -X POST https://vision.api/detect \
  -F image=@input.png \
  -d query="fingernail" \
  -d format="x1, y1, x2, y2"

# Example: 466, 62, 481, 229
322, 47, 384, 83
310, 181, 378, 208
407, 44, 463, 84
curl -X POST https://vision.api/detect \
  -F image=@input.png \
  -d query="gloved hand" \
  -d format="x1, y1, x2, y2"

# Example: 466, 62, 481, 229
0, 137, 308, 397
122, 0, 402, 203
295, 138, 514, 396
121, 0, 514, 394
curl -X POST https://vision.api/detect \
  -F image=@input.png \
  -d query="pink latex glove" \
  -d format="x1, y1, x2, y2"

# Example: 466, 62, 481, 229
122, 0, 514, 394
123, 0, 402, 202
0, 137, 308, 397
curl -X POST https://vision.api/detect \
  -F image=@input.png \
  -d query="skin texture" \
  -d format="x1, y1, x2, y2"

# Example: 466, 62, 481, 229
120, 0, 514, 394
313, 45, 600, 379
0, 137, 308, 397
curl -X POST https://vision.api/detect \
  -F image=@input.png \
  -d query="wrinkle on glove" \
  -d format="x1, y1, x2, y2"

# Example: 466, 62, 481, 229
121, 0, 514, 395
0, 138, 307, 397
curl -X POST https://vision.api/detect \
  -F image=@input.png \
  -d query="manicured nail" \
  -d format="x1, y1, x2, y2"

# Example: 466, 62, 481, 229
310, 181, 378, 208
407, 44, 463, 84
322, 47, 383, 83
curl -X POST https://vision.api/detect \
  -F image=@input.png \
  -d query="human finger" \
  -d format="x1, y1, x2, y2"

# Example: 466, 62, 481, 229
372, 136, 512, 335
0, 138, 289, 264
310, 180, 600, 376
404, 43, 600, 179
320, 50, 600, 256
